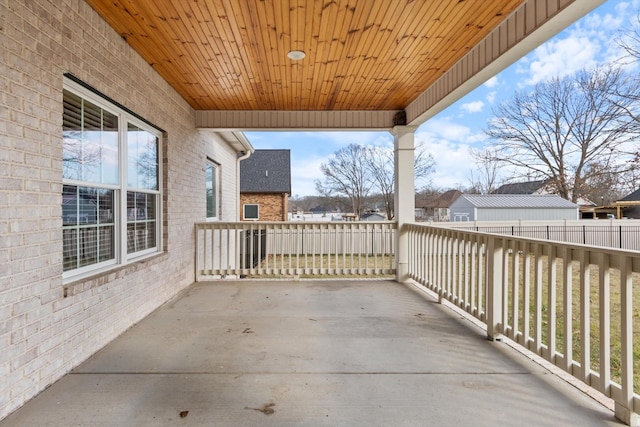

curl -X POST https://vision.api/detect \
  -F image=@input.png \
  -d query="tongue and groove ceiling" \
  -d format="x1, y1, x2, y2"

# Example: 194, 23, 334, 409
84, 0, 604, 129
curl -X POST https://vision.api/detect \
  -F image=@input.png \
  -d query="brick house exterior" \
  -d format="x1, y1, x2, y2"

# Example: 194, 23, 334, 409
240, 150, 291, 221
240, 193, 289, 222
0, 0, 251, 419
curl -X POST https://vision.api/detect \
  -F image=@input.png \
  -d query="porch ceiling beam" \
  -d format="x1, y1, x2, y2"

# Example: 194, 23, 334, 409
195, 109, 401, 131
405, 0, 607, 127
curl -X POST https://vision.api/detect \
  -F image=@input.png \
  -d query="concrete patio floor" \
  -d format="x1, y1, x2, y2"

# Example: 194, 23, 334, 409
0, 279, 622, 426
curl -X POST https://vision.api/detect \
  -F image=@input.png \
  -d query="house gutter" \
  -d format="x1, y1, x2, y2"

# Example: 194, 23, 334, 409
233, 132, 254, 221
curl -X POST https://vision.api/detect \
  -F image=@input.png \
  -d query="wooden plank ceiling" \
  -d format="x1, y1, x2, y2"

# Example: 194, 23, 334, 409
85, 0, 524, 111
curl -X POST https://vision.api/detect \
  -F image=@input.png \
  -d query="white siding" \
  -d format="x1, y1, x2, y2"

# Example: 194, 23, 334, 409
476, 208, 578, 221
449, 197, 476, 221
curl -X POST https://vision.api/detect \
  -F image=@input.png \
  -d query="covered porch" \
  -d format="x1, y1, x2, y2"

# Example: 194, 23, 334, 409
3, 0, 625, 425
0, 279, 616, 426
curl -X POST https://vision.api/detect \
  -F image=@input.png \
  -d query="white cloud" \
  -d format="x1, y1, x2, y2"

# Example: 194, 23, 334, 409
484, 76, 499, 88
486, 91, 497, 104
415, 118, 488, 189
289, 155, 326, 197
460, 101, 484, 114
519, 36, 600, 86
516, 2, 639, 87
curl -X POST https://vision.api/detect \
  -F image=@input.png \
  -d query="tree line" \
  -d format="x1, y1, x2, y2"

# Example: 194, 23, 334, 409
314, 142, 435, 219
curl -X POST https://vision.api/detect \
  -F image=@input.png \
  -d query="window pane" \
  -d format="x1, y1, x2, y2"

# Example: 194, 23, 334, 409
244, 204, 259, 219
206, 163, 218, 218
127, 223, 136, 254
62, 185, 115, 272
97, 189, 114, 224
127, 191, 157, 254
63, 90, 118, 184
99, 226, 114, 262
128, 123, 158, 190
62, 185, 78, 226
146, 221, 156, 248
63, 228, 78, 271
78, 228, 97, 267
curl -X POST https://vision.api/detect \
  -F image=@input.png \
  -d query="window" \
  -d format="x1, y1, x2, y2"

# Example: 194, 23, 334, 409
205, 160, 219, 220
243, 204, 259, 220
62, 78, 161, 280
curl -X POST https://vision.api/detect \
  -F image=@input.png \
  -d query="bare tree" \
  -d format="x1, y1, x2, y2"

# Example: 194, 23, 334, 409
315, 144, 373, 216
363, 146, 395, 219
62, 131, 103, 181
316, 141, 435, 219
485, 65, 640, 203
414, 141, 436, 184
467, 147, 504, 194
580, 160, 626, 205
363, 141, 435, 219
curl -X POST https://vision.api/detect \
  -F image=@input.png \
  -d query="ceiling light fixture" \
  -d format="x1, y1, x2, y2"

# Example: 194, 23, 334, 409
287, 50, 306, 60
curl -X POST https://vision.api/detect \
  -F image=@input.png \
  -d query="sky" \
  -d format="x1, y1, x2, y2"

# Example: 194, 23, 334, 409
244, 0, 640, 198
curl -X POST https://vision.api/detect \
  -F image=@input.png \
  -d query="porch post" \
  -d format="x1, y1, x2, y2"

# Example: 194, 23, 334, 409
391, 125, 417, 283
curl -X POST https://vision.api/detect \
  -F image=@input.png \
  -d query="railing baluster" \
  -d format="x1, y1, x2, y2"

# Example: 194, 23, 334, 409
477, 238, 484, 320
599, 252, 611, 397
547, 245, 557, 363
562, 246, 573, 373
616, 255, 635, 424
510, 239, 520, 341
522, 241, 531, 348
534, 244, 543, 354
470, 236, 477, 315
502, 239, 510, 338
486, 236, 504, 340
579, 248, 591, 384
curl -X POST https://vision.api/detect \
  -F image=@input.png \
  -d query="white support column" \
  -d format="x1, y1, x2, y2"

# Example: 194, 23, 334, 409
391, 125, 417, 283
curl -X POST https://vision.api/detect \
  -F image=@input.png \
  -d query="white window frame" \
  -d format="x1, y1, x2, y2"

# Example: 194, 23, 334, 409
62, 77, 163, 282
205, 159, 220, 221
243, 204, 259, 220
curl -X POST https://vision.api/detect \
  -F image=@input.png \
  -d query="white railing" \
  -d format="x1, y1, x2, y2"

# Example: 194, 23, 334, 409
195, 221, 396, 279
407, 223, 640, 425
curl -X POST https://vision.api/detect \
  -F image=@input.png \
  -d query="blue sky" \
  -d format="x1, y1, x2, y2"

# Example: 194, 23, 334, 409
245, 0, 639, 198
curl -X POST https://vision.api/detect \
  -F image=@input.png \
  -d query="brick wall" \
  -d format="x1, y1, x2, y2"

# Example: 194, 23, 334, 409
0, 0, 240, 419
240, 193, 289, 221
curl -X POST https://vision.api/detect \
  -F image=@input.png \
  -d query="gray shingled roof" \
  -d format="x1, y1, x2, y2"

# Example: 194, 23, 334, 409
620, 188, 640, 202
458, 194, 578, 208
491, 180, 547, 194
240, 149, 291, 194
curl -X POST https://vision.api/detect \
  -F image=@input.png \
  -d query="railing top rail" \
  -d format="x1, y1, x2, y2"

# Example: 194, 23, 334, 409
427, 219, 640, 226
196, 221, 398, 227
407, 221, 640, 259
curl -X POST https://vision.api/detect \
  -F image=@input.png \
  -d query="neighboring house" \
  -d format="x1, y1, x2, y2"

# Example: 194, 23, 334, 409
493, 179, 595, 208
615, 189, 640, 219
491, 180, 548, 195
309, 205, 341, 215
240, 149, 291, 221
360, 212, 386, 221
449, 194, 579, 221
415, 189, 462, 221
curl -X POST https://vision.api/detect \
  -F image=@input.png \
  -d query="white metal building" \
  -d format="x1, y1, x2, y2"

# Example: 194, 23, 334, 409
449, 195, 579, 222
